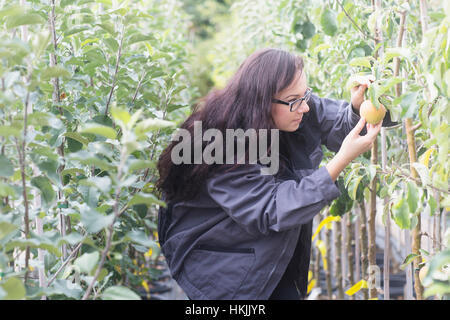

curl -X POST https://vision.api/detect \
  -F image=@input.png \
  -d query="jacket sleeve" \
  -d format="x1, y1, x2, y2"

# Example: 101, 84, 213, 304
309, 93, 360, 153
310, 93, 399, 152
206, 164, 340, 236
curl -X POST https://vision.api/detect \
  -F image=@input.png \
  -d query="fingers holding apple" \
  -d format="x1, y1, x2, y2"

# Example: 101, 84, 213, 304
349, 74, 375, 110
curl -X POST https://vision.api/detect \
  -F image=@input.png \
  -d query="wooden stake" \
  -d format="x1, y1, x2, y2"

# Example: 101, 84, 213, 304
335, 220, 344, 299
347, 212, 355, 300
359, 202, 369, 300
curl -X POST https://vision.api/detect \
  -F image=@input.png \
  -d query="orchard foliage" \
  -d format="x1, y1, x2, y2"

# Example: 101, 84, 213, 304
0, 0, 196, 299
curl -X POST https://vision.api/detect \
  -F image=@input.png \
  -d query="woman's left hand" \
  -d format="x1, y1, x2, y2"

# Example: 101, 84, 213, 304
349, 74, 375, 110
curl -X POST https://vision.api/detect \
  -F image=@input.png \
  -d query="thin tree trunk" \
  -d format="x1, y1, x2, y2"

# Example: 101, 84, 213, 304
314, 248, 321, 292
367, 0, 382, 300
404, 229, 414, 299
419, 0, 428, 38
359, 202, 369, 300
381, 127, 390, 300
405, 117, 424, 300
104, 23, 125, 116
354, 209, 361, 284
313, 215, 321, 288
433, 190, 441, 252
335, 220, 344, 299
388, 6, 408, 294
18, 0, 31, 284
341, 214, 347, 295
406, 0, 430, 301
368, 139, 378, 299
82, 148, 128, 300
49, 0, 69, 260
325, 226, 333, 299
347, 212, 355, 300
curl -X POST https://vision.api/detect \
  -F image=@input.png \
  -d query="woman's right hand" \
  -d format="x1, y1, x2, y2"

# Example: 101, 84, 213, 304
338, 117, 382, 163
326, 117, 382, 182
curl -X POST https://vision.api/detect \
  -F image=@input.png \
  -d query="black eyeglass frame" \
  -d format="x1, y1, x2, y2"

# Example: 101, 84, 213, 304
272, 87, 313, 112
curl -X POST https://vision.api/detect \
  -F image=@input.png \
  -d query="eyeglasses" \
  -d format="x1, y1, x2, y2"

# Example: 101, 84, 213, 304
272, 87, 312, 112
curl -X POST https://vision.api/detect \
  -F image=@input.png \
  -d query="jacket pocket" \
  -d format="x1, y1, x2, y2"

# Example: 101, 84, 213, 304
183, 245, 255, 299
194, 244, 255, 254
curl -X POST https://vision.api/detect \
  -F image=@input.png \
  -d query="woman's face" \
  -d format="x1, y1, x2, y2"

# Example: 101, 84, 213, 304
271, 70, 310, 132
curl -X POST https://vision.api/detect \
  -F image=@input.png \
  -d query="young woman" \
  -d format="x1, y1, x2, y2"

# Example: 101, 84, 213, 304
156, 48, 396, 300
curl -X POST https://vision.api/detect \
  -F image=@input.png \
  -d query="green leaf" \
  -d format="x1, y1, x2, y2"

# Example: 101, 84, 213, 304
412, 162, 430, 187
64, 26, 90, 37
395, 91, 418, 119
80, 206, 114, 234
67, 137, 83, 153
61, 232, 84, 246
0, 155, 14, 177
6, 232, 62, 257
301, 21, 316, 39
101, 286, 141, 300
0, 221, 18, 240
428, 195, 437, 216
41, 66, 71, 81
31, 176, 56, 208
134, 118, 174, 137
348, 175, 363, 201
320, 8, 338, 36
70, 151, 115, 171
392, 197, 411, 229
0, 182, 16, 197
5, 12, 45, 29
79, 185, 100, 208
0, 5, 25, 19
0, 125, 21, 138
167, 104, 188, 113
64, 132, 90, 146
61, 168, 84, 178
41, 279, 82, 299
126, 229, 158, 248
424, 282, 450, 298
96, 22, 116, 36
0, 277, 26, 300
74, 251, 99, 274
37, 159, 59, 185
78, 176, 111, 194
423, 249, 450, 298
400, 253, 420, 270
80, 124, 117, 140
128, 193, 166, 207
383, 47, 412, 64
28, 112, 63, 128
367, 164, 377, 184
378, 77, 404, 96
406, 182, 419, 214
126, 33, 155, 46
128, 159, 155, 172
111, 106, 131, 127
349, 57, 372, 68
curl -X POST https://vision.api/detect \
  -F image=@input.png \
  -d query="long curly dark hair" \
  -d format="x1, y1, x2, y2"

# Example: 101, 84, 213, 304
156, 48, 304, 202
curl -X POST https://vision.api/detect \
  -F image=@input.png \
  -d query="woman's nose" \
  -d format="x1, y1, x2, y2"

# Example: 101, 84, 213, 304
297, 101, 310, 113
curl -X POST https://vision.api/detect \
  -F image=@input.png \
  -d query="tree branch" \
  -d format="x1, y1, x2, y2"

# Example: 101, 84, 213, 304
336, 0, 376, 41
81, 148, 128, 300
377, 166, 450, 195
46, 242, 83, 287
104, 23, 125, 116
